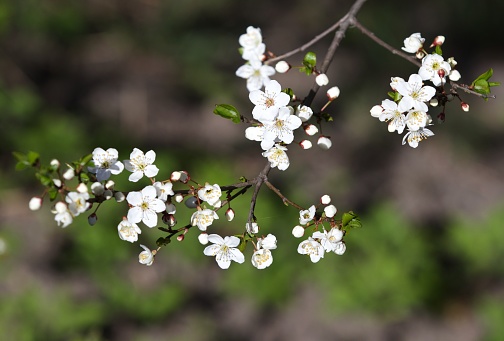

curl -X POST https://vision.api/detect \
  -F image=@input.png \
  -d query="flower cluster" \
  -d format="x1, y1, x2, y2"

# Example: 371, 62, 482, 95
235, 26, 276, 91
370, 33, 462, 148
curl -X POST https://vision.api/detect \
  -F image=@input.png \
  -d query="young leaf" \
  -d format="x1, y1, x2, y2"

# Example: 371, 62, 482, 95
213, 104, 241, 124
303, 52, 317, 69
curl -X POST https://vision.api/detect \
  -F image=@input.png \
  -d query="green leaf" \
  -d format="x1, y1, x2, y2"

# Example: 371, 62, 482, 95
434, 45, 442, 56
388, 91, 402, 102
342, 211, 358, 226
470, 68, 500, 97
79, 153, 93, 166
26, 151, 40, 166
48, 187, 59, 201
238, 237, 247, 253
303, 52, 317, 69
282, 88, 294, 99
156, 237, 171, 247
36, 172, 53, 187
80, 172, 90, 183
213, 104, 241, 124
473, 68, 494, 83
298, 66, 312, 76
12, 151, 26, 162
341, 211, 361, 231
15, 161, 28, 171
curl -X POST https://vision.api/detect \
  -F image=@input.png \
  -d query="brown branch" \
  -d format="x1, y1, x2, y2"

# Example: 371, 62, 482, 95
264, 180, 304, 211
247, 162, 272, 225
351, 19, 421, 68
303, 0, 368, 107
451, 82, 496, 100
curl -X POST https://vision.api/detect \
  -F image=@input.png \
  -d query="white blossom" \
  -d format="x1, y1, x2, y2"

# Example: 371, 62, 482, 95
405, 109, 428, 131
88, 147, 124, 182
296, 105, 313, 122
118, 218, 142, 243
203, 234, 245, 269
419, 54, 451, 86
153, 181, 174, 202
249, 80, 290, 121
297, 237, 325, 263
312, 228, 344, 253
198, 183, 222, 208
395, 74, 436, 112
53, 202, 73, 228
377, 99, 408, 134
236, 59, 275, 92
239, 26, 265, 61
66, 191, 90, 216
299, 205, 316, 225
124, 148, 159, 182
138, 244, 154, 266
401, 33, 424, 53
126, 185, 166, 228
246, 222, 259, 234
262, 144, 290, 171
402, 127, 435, 148
251, 249, 273, 269
191, 209, 219, 231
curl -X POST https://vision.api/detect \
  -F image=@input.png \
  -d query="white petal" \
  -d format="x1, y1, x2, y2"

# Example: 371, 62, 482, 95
127, 206, 143, 223
142, 209, 158, 227
144, 165, 159, 178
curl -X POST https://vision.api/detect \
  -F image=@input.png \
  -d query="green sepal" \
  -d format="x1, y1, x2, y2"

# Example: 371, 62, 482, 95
213, 104, 241, 124
80, 172, 90, 184
48, 187, 59, 201
282, 88, 294, 99
321, 112, 333, 122
434, 45, 442, 56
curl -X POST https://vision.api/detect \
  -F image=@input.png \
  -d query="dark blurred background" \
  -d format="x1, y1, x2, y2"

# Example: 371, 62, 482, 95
1, 0, 504, 340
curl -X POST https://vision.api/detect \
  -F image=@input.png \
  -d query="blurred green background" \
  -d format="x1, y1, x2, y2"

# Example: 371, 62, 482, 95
1, 0, 504, 340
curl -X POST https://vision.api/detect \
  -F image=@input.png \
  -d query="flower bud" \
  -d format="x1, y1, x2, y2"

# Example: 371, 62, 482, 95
326, 86, 340, 100
299, 140, 313, 150
225, 208, 235, 221
320, 195, 331, 205
50, 159, 60, 169
370, 105, 383, 118
437, 69, 446, 79
105, 180, 115, 190
246, 222, 259, 234
52, 179, 62, 188
53, 201, 67, 213
401, 33, 424, 53
76, 183, 88, 194
296, 105, 313, 122
63, 167, 75, 180
198, 233, 209, 245
461, 102, 469, 112
324, 204, 337, 218
162, 213, 177, 227
429, 98, 439, 107
415, 50, 426, 59
292, 225, 305, 238
103, 190, 113, 200
29, 196, 43, 211
177, 234, 184, 242
184, 196, 199, 209
304, 124, 318, 136
114, 191, 125, 202
174, 193, 184, 203
166, 203, 176, 214
91, 182, 104, 195
449, 70, 461, 82
275, 60, 290, 73
447, 57, 458, 68
88, 213, 98, 226
171, 171, 189, 183
315, 73, 329, 86
430, 35, 445, 48
317, 136, 332, 150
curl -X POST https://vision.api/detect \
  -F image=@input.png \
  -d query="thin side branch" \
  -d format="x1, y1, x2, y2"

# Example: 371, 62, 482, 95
264, 180, 304, 211
451, 83, 496, 100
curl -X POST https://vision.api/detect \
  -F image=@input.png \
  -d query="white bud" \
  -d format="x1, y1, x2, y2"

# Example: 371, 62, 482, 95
447, 57, 458, 68
63, 167, 75, 180
29, 197, 43, 211
198, 233, 209, 245
174, 193, 184, 203
105, 180, 115, 190
370, 105, 383, 118
275, 61, 290, 73
54, 201, 67, 213
114, 191, 125, 203
415, 50, 426, 59
315, 73, 329, 86
170, 171, 182, 181
103, 190, 113, 200
166, 203, 176, 214
320, 195, 331, 205
324, 204, 337, 218
429, 98, 439, 107
299, 140, 313, 150
449, 70, 461, 82
326, 86, 340, 100
50, 159, 60, 169
91, 182, 104, 196
430, 35, 445, 48
292, 225, 305, 238
171, 171, 189, 183
305, 124, 319, 136
52, 179, 62, 188
317, 136, 332, 150
461, 102, 470, 112
246, 222, 259, 234
296, 105, 313, 122
73, 184, 86, 194
225, 208, 235, 221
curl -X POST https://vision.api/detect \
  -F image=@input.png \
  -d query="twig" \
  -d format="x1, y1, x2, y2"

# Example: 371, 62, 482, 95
451, 83, 496, 100
264, 180, 304, 211
247, 162, 271, 225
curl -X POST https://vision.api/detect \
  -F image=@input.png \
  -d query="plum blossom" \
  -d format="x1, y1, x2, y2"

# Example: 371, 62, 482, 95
191, 209, 219, 231
251, 234, 277, 269
297, 237, 325, 263
375, 99, 409, 134
126, 185, 165, 228
402, 127, 435, 148
401, 33, 424, 53
53, 202, 73, 228
419, 54, 451, 86
198, 183, 222, 208
299, 205, 316, 225
138, 244, 154, 266
124, 148, 159, 182
405, 109, 428, 131
312, 228, 344, 254
153, 181, 174, 202
117, 218, 142, 243
239, 26, 265, 61
249, 80, 290, 121
203, 234, 245, 269
262, 144, 290, 171
236, 59, 275, 92
66, 191, 90, 216
88, 147, 124, 182
260, 106, 302, 150
395, 74, 436, 112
